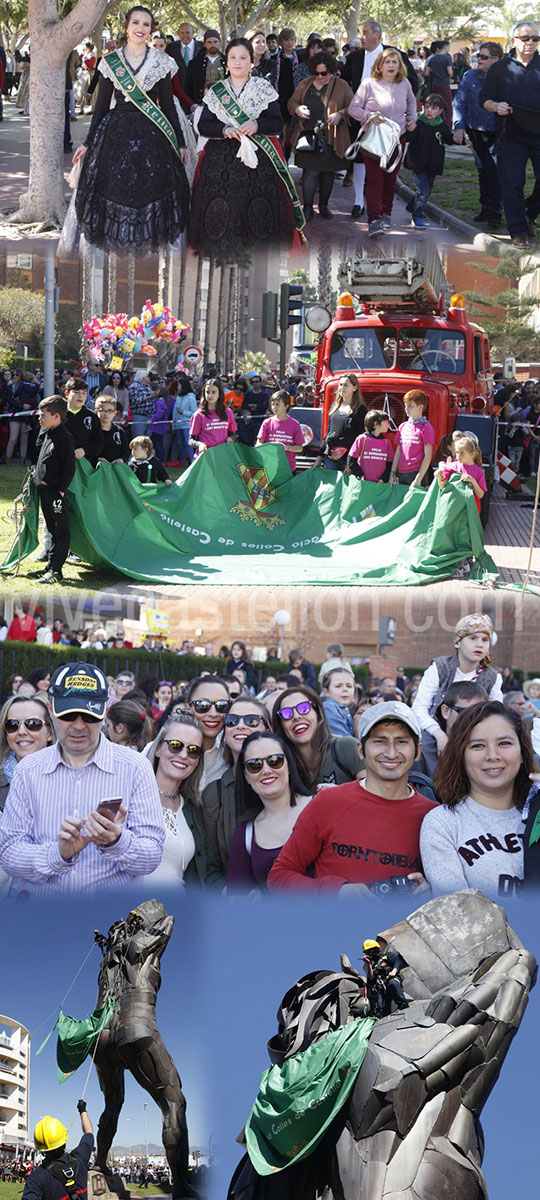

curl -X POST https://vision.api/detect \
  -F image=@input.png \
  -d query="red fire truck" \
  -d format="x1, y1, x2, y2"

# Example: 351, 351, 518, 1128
294, 250, 505, 521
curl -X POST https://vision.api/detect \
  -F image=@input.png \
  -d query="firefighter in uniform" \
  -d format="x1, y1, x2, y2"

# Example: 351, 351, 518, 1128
23, 1102, 94, 1200
362, 938, 410, 1016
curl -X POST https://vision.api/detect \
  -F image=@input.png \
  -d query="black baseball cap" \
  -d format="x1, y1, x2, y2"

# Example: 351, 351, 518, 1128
49, 662, 108, 719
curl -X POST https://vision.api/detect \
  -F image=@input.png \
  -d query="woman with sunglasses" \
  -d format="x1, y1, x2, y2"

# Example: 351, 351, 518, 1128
202, 696, 271, 873
420, 700, 536, 899
227, 731, 312, 893
185, 675, 230, 789
144, 713, 221, 887
289, 51, 354, 221
272, 685, 363, 791
0, 694, 55, 896
311, 374, 367, 472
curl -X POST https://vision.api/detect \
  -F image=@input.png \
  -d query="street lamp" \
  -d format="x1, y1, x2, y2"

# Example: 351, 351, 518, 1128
144, 1103, 148, 1165
126, 1118, 131, 1171
274, 609, 291, 660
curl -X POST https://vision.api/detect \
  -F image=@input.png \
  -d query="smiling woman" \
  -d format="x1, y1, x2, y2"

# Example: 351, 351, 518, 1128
144, 714, 221, 888
420, 700, 536, 898
227, 732, 312, 893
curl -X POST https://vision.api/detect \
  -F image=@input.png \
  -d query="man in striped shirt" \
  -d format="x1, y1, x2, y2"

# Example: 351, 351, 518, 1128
0, 663, 164, 896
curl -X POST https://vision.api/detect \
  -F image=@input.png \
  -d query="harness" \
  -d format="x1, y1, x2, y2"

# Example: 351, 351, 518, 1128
44, 1155, 86, 1200
429, 654, 497, 715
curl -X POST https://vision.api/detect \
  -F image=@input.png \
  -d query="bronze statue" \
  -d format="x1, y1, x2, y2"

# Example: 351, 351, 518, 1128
93, 900, 197, 1200
229, 890, 537, 1200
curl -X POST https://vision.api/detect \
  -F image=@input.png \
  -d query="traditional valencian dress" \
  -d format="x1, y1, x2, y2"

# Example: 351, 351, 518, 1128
75, 46, 190, 251
190, 74, 306, 251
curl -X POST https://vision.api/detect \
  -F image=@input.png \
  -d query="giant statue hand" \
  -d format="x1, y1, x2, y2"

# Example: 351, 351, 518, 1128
229, 890, 536, 1200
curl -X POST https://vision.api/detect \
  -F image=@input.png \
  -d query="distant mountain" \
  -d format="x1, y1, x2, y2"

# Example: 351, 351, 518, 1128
109, 1145, 208, 1157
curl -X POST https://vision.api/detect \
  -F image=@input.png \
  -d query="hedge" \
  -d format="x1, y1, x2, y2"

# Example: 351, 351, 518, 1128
0, 643, 371, 693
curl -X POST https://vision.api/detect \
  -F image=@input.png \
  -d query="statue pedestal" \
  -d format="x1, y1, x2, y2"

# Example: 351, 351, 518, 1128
88, 1169, 131, 1200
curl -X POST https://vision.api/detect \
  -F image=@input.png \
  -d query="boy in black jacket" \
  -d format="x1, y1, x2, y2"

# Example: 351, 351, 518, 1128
405, 95, 454, 229
64, 376, 103, 466
28, 395, 76, 583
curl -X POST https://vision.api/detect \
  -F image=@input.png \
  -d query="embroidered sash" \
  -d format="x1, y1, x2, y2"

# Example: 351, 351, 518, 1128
211, 80, 306, 238
104, 50, 180, 156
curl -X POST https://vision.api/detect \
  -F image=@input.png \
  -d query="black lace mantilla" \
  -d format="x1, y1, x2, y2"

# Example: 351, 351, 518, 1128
75, 102, 190, 251
190, 139, 297, 253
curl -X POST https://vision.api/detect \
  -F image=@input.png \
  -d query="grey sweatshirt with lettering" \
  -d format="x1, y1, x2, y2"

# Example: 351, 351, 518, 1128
420, 796, 524, 900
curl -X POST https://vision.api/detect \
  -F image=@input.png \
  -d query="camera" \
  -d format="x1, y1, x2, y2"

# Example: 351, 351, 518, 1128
369, 874, 415, 897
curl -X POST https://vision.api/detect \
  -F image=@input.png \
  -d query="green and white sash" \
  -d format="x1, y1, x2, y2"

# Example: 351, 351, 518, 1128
104, 49, 180, 156
211, 80, 306, 239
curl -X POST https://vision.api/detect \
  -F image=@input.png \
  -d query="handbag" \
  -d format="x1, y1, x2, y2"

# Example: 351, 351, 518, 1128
345, 112, 403, 172
295, 78, 337, 154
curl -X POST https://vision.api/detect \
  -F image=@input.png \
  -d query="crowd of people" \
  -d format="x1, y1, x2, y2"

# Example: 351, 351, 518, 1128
8, 12, 539, 244
0, 617, 538, 900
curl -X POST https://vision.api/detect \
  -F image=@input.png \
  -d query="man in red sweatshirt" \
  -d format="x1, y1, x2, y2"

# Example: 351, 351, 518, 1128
268, 701, 436, 896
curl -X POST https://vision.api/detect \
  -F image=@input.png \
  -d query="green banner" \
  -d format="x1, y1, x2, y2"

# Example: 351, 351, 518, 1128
0, 446, 498, 586
35, 999, 114, 1083
245, 1017, 375, 1174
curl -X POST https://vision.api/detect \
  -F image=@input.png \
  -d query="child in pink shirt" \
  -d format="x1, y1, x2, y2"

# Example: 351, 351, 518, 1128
189, 378, 237, 455
347, 409, 394, 482
390, 389, 435, 486
257, 390, 305, 472
436, 435, 487, 513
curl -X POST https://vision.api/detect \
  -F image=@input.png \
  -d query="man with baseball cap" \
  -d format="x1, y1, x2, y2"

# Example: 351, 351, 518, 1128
0, 663, 164, 896
268, 702, 437, 895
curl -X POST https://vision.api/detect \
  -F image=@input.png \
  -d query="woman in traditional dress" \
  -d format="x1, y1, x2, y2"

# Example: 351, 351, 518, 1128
190, 37, 305, 251
72, 5, 190, 251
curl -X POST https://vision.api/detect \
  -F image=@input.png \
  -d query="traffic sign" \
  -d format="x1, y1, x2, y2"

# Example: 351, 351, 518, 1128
183, 345, 202, 365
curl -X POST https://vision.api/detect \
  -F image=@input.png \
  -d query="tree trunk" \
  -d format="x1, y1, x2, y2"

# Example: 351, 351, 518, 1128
341, 0, 362, 42
14, 0, 109, 225
215, 260, 226, 370
176, 248, 187, 318
192, 255, 204, 347
203, 255, 215, 371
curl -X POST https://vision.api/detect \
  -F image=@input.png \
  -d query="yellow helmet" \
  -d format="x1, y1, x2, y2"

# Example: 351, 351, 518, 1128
363, 939, 380, 952
34, 1116, 68, 1152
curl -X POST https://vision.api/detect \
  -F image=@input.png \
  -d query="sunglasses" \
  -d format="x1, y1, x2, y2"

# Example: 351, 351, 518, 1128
162, 739, 203, 759
225, 713, 264, 728
476, 53, 492, 59
55, 712, 103, 724
277, 700, 314, 720
191, 698, 230, 715
5, 717, 47, 733
448, 704, 469, 714
517, 34, 540, 41
244, 753, 286, 774
315, 70, 329, 76
158, 681, 173, 688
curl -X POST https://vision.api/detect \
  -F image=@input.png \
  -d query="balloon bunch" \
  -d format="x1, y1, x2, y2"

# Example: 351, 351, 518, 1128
83, 303, 190, 365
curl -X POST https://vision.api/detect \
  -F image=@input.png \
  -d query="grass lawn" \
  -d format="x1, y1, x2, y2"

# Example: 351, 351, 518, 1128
0, 465, 185, 597
0, 1183, 172, 1199
400, 156, 539, 234
0, 1184, 25, 1200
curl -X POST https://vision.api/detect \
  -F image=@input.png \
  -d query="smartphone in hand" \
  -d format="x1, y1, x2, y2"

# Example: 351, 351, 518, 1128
96, 797, 123, 819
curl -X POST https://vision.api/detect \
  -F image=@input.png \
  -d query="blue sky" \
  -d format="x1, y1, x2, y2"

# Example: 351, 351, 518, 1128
0, 892, 209, 1156
203, 891, 540, 1197
2, 890, 538, 1200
